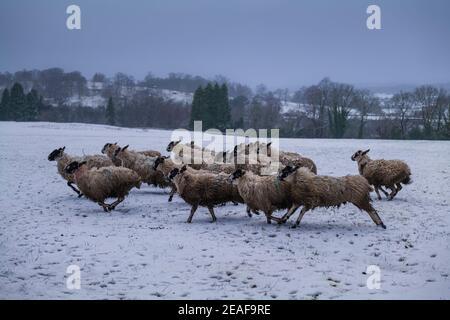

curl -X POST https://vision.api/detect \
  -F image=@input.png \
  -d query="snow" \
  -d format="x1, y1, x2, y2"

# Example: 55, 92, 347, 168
0, 121, 449, 299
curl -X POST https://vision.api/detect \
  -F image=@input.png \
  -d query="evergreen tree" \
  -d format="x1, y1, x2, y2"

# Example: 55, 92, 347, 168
218, 83, 231, 131
9, 83, 26, 121
0, 88, 10, 120
105, 97, 116, 125
190, 86, 204, 129
25, 89, 39, 121
204, 83, 215, 129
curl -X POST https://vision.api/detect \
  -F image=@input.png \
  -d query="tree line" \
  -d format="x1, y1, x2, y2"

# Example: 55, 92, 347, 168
1, 69, 449, 139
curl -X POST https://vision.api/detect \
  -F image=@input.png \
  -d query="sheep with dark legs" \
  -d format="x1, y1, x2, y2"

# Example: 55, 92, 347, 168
64, 161, 141, 212
228, 169, 293, 224
48, 147, 114, 197
167, 165, 249, 223
277, 165, 386, 229
351, 149, 412, 200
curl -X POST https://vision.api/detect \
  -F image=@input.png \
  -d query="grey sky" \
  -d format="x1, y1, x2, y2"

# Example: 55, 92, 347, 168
1, 0, 449, 88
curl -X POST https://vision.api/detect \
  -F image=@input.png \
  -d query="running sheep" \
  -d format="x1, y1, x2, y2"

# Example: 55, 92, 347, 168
277, 165, 386, 229
102, 142, 161, 166
351, 149, 412, 200
258, 142, 318, 174
48, 146, 114, 197
167, 165, 247, 223
113, 145, 170, 189
64, 160, 141, 212
228, 169, 292, 224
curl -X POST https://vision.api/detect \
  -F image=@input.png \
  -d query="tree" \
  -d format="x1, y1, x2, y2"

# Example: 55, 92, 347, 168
327, 82, 354, 138
105, 97, 116, 125
25, 89, 39, 121
355, 90, 379, 139
190, 86, 205, 130
9, 83, 27, 120
0, 88, 10, 120
217, 83, 231, 131
391, 91, 415, 139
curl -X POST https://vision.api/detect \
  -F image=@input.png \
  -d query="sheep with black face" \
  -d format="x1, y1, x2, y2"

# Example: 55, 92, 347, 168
277, 165, 386, 229
64, 160, 141, 212
168, 165, 246, 223
351, 149, 412, 200
48, 147, 114, 197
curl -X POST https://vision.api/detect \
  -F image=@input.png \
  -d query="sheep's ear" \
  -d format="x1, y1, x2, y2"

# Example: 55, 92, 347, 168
175, 140, 181, 145
80, 161, 87, 166
293, 165, 300, 171
234, 146, 238, 152
163, 155, 169, 159
123, 145, 129, 151
267, 142, 272, 147
362, 149, 370, 155
180, 165, 187, 173
114, 142, 118, 145
61, 146, 66, 151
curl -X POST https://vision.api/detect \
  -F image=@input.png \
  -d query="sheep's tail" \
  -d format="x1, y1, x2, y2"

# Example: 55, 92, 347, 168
402, 175, 412, 185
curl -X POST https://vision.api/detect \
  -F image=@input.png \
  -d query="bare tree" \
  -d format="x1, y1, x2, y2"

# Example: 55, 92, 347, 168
391, 91, 415, 139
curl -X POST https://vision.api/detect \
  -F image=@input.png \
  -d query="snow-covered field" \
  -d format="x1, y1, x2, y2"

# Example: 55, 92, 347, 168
0, 121, 449, 299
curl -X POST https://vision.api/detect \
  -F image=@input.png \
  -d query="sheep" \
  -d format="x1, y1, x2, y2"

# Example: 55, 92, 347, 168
64, 161, 141, 211
166, 140, 215, 167
228, 169, 293, 224
351, 149, 412, 200
152, 156, 179, 202
257, 142, 318, 174
277, 165, 386, 229
113, 145, 170, 189
167, 165, 247, 223
48, 147, 114, 197
102, 142, 161, 166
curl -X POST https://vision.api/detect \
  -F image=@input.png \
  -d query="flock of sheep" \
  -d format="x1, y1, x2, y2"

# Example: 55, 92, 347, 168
48, 140, 412, 229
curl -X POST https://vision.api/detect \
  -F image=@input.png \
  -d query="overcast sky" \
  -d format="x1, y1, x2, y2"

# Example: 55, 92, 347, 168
0, 0, 449, 88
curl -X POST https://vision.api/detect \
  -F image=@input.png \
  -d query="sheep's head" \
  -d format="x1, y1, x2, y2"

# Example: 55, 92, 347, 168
153, 156, 169, 170
168, 165, 187, 181
64, 160, 87, 174
228, 169, 246, 183
48, 147, 66, 161
277, 165, 299, 181
351, 149, 370, 161
101, 142, 118, 154
113, 145, 129, 158
166, 140, 181, 152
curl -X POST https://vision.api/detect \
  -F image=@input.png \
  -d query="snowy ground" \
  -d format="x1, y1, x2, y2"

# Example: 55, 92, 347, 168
0, 121, 449, 299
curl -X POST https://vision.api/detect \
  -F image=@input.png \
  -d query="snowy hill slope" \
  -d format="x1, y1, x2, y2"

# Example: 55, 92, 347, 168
0, 121, 449, 299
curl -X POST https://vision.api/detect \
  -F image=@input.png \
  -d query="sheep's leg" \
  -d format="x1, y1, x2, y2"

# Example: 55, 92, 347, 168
379, 186, 389, 198
187, 204, 198, 223
168, 187, 176, 202
246, 206, 252, 218
293, 206, 310, 228
98, 202, 110, 212
108, 197, 124, 211
358, 202, 386, 229
67, 182, 82, 197
387, 185, 397, 201
395, 183, 403, 193
207, 206, 217, 223
280, 205, 300, 223
374, 186, 382, 200
265, 210, 282, 224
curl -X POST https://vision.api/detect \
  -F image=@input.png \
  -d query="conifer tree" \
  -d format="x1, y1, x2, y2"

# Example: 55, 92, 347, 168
106, 97, 116, 125
0, 88, 10, 120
